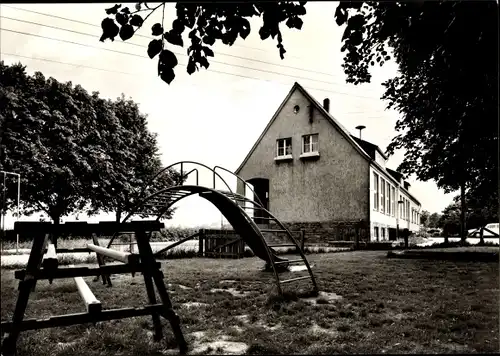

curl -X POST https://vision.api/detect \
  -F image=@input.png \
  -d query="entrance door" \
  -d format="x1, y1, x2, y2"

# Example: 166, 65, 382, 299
247, 178, 269, 225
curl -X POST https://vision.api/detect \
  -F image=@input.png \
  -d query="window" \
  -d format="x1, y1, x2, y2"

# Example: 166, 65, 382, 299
276, 138, 292, 158
381, 227, 385, 240
391, 186, 396, 217
373, 173, 379, 210
374, 226, 379, 242
386, 184, 391, 215
380, 179, 385, 213
400, 195, 404, 219
407, 200, 410, 220
302, 134, 319, 154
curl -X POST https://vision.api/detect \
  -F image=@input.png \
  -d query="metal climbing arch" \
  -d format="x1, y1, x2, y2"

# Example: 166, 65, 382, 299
107, 161, 318, 296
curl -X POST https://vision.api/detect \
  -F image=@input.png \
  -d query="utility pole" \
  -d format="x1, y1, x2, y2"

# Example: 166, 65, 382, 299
1, 171, 21, 253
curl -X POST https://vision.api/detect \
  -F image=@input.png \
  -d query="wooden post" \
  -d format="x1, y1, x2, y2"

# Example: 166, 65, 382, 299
2, 232, 48, 356
135, 229, 187, 354
354, 223, 360, 250
479, 226, 485, 245
92, 234, 112, 286
198, 229, 204, 257
300, 230, 305, 251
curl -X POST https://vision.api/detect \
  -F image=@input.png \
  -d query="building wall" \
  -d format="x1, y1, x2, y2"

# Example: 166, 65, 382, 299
369, 165, 421, 241
374, 151, 386, 168
236, 88, 370, 225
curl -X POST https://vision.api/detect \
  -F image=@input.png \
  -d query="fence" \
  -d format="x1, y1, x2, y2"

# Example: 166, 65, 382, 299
199, 229, 245, 258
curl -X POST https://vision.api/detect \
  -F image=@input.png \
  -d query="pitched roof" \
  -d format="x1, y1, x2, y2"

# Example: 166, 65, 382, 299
386, 168, 404, 182
350, 136, 388, 160
233, 82, 421, 206
235, 82, 372, 174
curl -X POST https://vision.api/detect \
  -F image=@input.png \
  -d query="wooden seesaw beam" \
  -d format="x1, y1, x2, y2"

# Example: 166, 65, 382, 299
87, 244, 139, 265
69, 265, 102, 314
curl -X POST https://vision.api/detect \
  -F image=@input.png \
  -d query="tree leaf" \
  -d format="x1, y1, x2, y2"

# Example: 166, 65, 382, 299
202, 46, 214, 57
199, 56, 210, 69
187, 58, 197, 75
105, 4, 121, 15
259, 27, 270, 40
147, 39, 162, 59
116, 12, 129, 26
172, 19, 185, 33
278, 44, 286, 59
119, 24, 134, 41
159, 49, 178, 69
347, 14, 365, 29
121, 7, 131, 14
342, 26, 351, 41
335, 6, 348, 26
202, 35, 215, 45
135, 3, 142, 11
100, 18, 120, 42
130, 14, 144, 27
350, 31, 363, 46
164, 31, 184, 47
151, 23, 163, 36
239, 18, 251, 39
286, 17, 303, 30
158, 66, 175, 84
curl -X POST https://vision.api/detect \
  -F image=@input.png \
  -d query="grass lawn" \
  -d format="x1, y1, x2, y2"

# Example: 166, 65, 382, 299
1, 251, 498, 355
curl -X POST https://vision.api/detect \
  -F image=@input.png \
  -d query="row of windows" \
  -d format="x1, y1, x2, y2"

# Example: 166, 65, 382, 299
373, 172, 396, 216
399, 195, 419, 223
373, 172, 420, 223
373, 226, 388, 241
276, 134, 318, 158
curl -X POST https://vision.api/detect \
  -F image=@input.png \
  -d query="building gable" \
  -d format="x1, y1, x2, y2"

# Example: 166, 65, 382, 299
235, 82, 372, 174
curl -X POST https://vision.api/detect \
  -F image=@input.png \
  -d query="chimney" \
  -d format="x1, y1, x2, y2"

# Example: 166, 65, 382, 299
323, 98, 330, 112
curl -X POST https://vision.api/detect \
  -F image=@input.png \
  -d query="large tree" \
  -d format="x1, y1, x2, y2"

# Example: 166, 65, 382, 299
84, 94, 183, 222
334, 1, 498, 243
0, 61, 179, 225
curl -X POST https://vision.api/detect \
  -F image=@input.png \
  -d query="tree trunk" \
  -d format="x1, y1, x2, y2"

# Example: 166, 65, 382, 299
51, 214, 60, 249
460, 182, 467, 245
115, 206, 122, 223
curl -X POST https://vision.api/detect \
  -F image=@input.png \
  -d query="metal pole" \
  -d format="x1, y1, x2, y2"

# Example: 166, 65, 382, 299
0, 171, 21, 253
1, 173, 5, 252
16, 175, 20, 253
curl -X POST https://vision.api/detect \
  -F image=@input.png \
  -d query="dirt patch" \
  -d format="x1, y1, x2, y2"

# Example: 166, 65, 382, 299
230, 325, 244, 333
234, 315, 250, 323
302, 291, 343, 304
210, 288, 253, 297
189, 331, 248, 355
255, 320, 282, 331
289, 264, 314, 272
219, 280, 238, 284
309, 322, 338, 336
182, 302, 209, 309
191, 340, 249, 355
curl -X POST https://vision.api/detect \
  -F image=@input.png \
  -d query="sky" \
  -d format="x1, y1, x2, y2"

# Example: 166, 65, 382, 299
0, 2, 456, 229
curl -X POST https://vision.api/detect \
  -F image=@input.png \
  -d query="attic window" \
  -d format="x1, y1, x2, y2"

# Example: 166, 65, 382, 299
293, 105, 300, 114
275, 138, 293, 161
